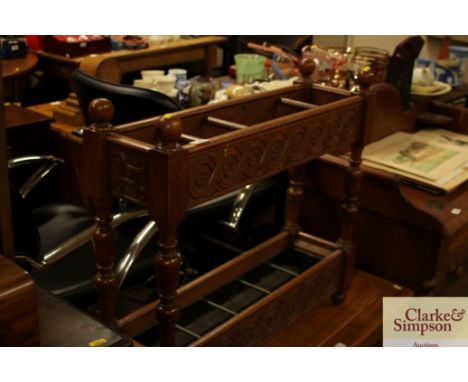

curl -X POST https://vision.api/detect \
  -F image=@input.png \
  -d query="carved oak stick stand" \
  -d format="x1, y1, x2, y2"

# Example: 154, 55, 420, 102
84, 99, 118, 327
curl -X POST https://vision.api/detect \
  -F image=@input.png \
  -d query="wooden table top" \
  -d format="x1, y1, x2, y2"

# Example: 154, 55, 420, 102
35, 36, 226, 64
35, 36, 227, 83
1, 52, 38, 78
5, 104, 54, 130
28, 102, 83, 142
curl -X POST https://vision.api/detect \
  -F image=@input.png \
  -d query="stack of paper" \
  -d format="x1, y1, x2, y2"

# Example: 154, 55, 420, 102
362, 129, 468, 193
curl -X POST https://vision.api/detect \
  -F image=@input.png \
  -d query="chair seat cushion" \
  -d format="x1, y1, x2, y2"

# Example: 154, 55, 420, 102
31, 215, 157, 306
33, 204, 95, 256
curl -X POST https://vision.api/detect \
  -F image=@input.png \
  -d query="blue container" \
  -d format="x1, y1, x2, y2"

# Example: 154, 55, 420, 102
449, 45, 468, 84
449, 45, 468, 60
416, 58, 459, 86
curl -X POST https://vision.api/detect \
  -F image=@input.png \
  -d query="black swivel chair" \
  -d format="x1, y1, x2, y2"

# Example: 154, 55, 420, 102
71, 69, 181, 126
8, 162, 168, 307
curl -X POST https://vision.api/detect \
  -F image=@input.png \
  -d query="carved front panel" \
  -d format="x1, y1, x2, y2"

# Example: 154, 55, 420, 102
187, 103, 361, 207
109, 144, 149, 206
195, 253, 343, 346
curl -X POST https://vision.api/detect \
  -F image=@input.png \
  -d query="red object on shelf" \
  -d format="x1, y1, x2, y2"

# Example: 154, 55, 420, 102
26, 35, 42, 50
112, 35, 148, 50
40, 35, 111, 58
438, 37, 451, 60
228, 64, 236, 79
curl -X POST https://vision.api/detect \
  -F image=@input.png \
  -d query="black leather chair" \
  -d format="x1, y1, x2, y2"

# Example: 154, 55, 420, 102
8, 155, 158, 306
71, 69, 181, 126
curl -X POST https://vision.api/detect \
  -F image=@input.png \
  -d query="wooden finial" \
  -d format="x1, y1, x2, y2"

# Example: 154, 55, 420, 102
154, 114, 183, 149
88, 98, 114, 130
298, 57, 316, 82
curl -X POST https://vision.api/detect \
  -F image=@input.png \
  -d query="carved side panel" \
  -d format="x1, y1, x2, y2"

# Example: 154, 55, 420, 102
194, 254, 343, 346
187, 103, 361, 207
109, 144, 149, 206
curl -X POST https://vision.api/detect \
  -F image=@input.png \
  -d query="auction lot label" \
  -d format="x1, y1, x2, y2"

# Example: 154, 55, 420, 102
384, 297, 468, 346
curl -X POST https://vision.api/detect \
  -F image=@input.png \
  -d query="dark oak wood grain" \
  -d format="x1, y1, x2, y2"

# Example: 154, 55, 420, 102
191, 249, 343, 346
4, 104, 54, 162
1, 52, 38, 79
2, 52, 39, 102
0, 256, 40, 346
265, 270, 413, 346
84, 99, 118, 327
0, 59, 15, 261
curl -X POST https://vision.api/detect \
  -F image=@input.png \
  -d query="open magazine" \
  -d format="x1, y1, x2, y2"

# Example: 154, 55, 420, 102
362, 128, 468, 193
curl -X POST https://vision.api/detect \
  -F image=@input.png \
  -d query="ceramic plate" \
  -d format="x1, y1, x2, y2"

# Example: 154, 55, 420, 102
411, 81, 452, 97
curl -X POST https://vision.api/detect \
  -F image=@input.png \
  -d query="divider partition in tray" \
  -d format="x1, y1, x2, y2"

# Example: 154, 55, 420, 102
83, 60, 378, 346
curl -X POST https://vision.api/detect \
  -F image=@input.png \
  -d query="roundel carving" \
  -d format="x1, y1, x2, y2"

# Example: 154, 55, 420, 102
324, 114, 342, 150
306, 122, 325, 156
264, 132, 287, 170
188, 153, 218, 198
242, 138, 265, 177
217, 146, 243, 189
340, 109, 359, 145
285, 127, 307, 161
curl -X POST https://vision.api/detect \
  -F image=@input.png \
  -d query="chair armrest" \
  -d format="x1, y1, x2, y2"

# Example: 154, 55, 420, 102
20, 208, 150, 272
115, 220, 159, 290
8, 155, 65, 198
111, 208, 149, 228
220, 184, 254, 231
17, 224, 96, 270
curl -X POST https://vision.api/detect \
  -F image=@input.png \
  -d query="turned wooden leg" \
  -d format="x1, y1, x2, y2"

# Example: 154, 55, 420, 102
93, 198, 117, 326
155, 224, 181, 346
334, 144, 363, 304
149, 115, 187, 346
283, 165, 306, 238
85, 98, 117, 326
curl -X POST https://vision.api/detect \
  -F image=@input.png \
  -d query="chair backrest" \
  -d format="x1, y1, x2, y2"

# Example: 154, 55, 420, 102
385, 36, 424, 110
71, 69, 181, 126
